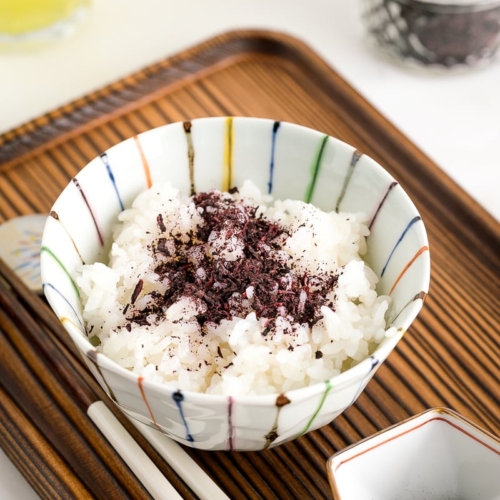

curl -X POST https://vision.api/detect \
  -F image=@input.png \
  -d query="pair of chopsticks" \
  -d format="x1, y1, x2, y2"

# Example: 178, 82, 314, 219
0, 256, 229, 500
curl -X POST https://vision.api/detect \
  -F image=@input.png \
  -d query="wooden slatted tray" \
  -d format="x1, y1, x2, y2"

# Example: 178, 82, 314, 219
0, 30, 499, 499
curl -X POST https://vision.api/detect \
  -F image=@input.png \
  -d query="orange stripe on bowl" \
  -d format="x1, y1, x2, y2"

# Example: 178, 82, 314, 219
389, 246, 429, 295
134, 135, 152, 188
138, 376, 160, 429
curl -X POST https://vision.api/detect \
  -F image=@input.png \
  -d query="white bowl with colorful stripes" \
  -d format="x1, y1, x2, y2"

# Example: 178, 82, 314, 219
41, 117, 430, 451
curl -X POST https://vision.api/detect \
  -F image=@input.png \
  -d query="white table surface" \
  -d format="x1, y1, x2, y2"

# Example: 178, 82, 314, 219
0, 1, 498, 498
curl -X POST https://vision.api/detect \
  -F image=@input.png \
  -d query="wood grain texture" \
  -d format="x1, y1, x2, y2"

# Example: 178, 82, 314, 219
0, 384, 91, 500
0, 310, 151, 499
0, 30, 498, 499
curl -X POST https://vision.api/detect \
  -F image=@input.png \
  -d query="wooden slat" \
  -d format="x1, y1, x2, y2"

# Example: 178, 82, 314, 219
0, 385, 91, 500
0, 29, 498, 499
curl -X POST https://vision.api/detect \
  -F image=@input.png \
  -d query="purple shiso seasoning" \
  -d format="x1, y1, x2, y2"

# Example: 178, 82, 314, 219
125, 188, 338, 336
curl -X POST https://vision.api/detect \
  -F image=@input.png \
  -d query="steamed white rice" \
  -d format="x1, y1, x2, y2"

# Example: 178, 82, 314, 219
76, 180, 395, 396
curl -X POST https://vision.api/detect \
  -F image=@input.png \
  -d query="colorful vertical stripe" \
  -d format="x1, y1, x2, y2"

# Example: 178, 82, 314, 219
183, 121, 196, 195
172, 390, 194, 442
222, 117, 234, 191
72, 177, 104, 246
335, 149, 362, 212
263, 393, 291, 449
100, 152, 124, 211
381, 216, 422, 277
48, 211, 85, 265
56, 302, 84, 331
299, 380, 332, 436
226, 396, 235, 450
138, 377, 163, 431
369, 181, 398, 230
389, 246, 429, 294
267, 121, 280, 194
305, 134, 329, 203
134, 135, 152, 188
41, 246, 80, 299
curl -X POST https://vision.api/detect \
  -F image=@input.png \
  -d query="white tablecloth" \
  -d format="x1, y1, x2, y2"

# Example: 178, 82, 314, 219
0, 1, 498, 498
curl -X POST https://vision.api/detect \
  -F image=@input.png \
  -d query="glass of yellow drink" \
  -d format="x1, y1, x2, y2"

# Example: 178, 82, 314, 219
0, 0, 91, 50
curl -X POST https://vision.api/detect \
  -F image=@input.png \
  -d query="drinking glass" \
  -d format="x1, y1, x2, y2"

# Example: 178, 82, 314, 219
0, 0, 91, 50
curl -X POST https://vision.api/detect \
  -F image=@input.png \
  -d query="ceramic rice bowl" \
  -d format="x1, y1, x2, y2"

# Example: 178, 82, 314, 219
41, 117, 430, 451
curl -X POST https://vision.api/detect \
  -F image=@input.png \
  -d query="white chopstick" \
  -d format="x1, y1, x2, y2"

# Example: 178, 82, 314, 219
88, 402, 183, 500
129, 418, 230, 500
88, 401, 230, 500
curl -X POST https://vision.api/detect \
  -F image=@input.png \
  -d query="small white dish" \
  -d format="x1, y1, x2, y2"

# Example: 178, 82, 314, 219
327, 407, 500, 500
